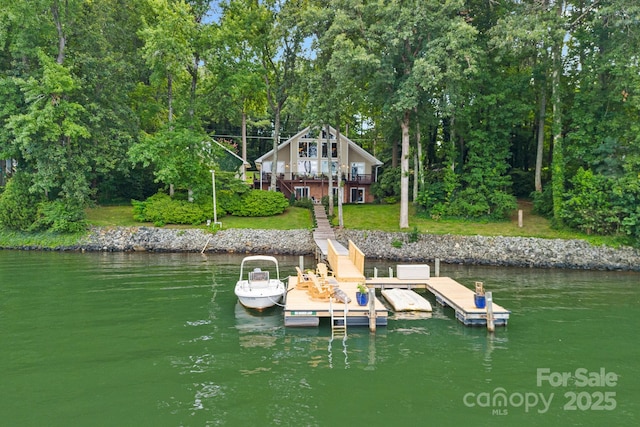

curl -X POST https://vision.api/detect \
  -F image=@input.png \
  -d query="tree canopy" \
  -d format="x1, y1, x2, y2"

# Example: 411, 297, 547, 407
0, 0, 638, 244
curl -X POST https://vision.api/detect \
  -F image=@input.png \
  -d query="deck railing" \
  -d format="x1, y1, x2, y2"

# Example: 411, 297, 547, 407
257, 172, 374, 184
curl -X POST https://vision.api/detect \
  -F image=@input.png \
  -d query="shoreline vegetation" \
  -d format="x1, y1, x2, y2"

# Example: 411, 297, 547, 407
1, 204, 639, 272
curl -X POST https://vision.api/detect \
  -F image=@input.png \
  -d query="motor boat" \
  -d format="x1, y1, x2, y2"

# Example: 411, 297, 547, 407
234, 255, 286, 310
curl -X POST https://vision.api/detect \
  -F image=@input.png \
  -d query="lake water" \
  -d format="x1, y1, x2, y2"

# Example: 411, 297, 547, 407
0, 251, 638, 426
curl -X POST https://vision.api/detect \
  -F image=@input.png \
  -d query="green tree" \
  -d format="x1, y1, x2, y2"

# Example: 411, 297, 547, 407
8, 51, 91, 202
222, 0, 309, 191
328, 0, 477, 228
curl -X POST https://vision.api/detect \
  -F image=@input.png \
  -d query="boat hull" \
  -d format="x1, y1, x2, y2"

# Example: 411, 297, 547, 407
237, 294, 283, 310
235, 281, 286, 310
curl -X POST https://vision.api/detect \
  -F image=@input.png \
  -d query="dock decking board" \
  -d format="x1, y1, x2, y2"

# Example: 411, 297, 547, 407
284, 278, 388, 327
427, 277, 510, 326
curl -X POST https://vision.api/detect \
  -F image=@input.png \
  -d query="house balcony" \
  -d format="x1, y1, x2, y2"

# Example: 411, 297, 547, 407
255, 172, 374, 185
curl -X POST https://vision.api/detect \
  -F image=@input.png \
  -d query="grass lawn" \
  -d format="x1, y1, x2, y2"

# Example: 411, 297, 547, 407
84, 201, 626, 247
85, 205, 314, 230
334, 201, 627, 246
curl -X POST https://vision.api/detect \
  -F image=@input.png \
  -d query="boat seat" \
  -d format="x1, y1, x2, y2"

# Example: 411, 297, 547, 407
249, 270, 269, 282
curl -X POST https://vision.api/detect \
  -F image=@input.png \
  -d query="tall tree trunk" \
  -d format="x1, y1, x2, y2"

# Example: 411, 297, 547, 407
242, 111, 247, 181
535, 85, 546, 193
189, 55, 198, 120
551, 28, 564, 223
270, 108, 280, 191
51, 0, 66, 65
167, 73, 173, 123
450, 115, 456, 171
336, 124, 344, 227
326, 124, 334, 216
400, 110, 410, 229
413, 151, 418, 202
416, 120, 423, 198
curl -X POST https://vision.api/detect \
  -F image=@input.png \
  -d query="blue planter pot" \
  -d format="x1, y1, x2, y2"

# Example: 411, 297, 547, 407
474, 293, 486, 309
356, 292, 369, 306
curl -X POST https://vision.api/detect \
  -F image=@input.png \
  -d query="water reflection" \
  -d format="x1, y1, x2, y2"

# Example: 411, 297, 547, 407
234, 303, 282, 348
327, 334, 349, 369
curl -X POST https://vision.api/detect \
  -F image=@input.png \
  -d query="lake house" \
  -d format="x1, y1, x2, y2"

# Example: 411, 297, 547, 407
253, 126, 383, 203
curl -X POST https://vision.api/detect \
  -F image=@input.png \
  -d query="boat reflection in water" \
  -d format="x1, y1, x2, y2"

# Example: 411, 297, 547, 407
234, 302, 282, 348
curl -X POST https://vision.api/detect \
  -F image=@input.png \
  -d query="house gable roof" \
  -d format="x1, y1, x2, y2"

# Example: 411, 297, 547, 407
254, 126, 382, 166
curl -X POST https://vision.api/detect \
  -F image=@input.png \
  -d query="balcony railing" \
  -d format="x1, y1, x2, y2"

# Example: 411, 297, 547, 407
256, 172, 374, 184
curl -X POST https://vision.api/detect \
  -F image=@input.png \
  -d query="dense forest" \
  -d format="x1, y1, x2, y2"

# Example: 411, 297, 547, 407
0, 1, 638, 244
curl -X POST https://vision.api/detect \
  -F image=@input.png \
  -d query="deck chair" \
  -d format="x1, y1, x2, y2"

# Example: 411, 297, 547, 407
307, 272, 334, 301
295, 266, 313, 290
316, 263, 333, 281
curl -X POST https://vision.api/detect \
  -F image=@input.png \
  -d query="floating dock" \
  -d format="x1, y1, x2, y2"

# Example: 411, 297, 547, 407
284, 279, 388, 328
427, 277, 510, 327
284, 239, 387, 330
286, 222, 510, 331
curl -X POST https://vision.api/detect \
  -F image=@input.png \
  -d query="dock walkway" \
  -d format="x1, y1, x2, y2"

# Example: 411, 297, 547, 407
313, 204, 337, 257
287, 207, 510, 330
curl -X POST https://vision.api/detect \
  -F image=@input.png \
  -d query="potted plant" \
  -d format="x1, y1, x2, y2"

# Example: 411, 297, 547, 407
356, 283, 369, 306
474, 281, 486, 309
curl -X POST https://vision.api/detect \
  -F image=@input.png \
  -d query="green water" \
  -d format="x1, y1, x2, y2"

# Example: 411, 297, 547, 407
0, 251, 638, 426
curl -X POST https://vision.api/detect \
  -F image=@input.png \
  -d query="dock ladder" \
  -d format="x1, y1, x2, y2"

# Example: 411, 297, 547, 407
329, 297, 348, 337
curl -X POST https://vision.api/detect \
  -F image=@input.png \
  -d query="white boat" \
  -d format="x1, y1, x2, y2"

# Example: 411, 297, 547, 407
234, 255, 286, 310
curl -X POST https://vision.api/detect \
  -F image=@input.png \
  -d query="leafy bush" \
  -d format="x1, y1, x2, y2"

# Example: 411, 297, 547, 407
293, 197, 314, 210
132, 192, 207, 226
560, 168, 640, 238
408, 226, 420, 243
391, 239, 403, 248
0, 172, 44, 231
531, 187, 554, 217
30, 200, 88, 233
371, 166, 401, 202
230, 190, 289, 217
217, 189, 241, 216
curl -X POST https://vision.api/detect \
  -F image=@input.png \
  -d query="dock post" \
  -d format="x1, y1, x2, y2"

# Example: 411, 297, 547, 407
373, 267, 378, 278
299, 255, 304, 271
368, 288, 376, 333
389, 267, 393, 278
435, 259, 440, 277
486, 291, 495, 332
518, 210, 523, 228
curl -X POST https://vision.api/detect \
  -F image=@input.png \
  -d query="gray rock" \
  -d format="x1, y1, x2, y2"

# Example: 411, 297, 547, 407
5, 226, 639, 271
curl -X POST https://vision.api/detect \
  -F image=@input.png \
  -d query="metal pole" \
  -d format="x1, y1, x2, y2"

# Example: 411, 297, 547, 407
210, 169, 218, 225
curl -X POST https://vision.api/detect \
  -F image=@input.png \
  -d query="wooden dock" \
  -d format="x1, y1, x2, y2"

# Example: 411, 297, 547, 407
284, 278, 388, 328
288, 206, 510, 330
427, 277, 510, 327
363, 264, 509, 328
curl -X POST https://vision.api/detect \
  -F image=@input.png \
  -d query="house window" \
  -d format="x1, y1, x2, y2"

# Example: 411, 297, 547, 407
298, 141, 318, 158
321, 141, 337, 158
297, 160, 317, 176
350, 162, 365, 180
295, 186, 310, 200
263, 161, 285, 174
350, 188, 365, 203
321, 160, 339, 176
